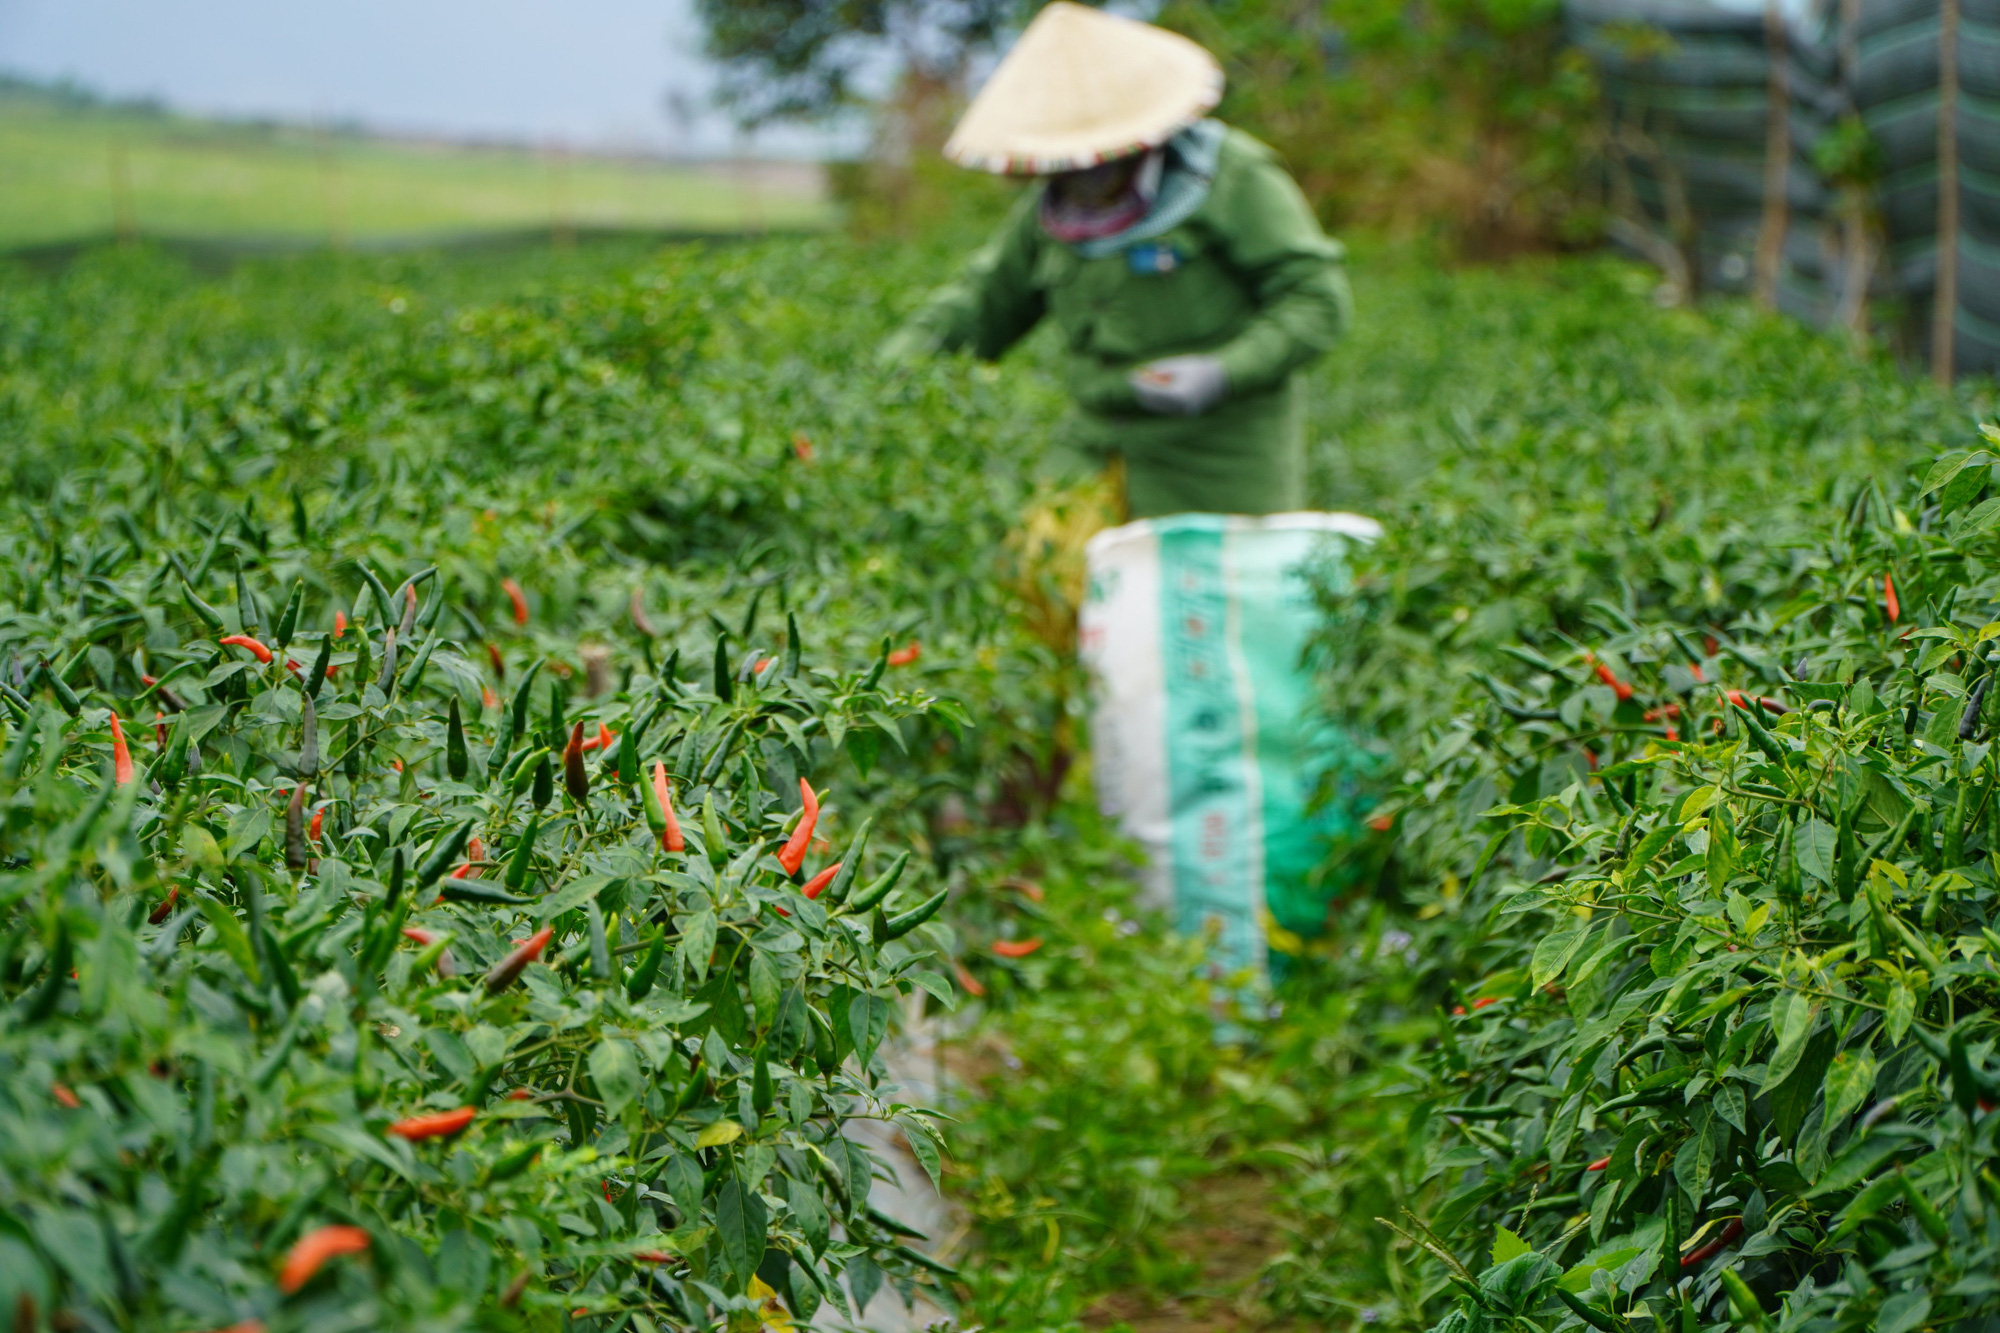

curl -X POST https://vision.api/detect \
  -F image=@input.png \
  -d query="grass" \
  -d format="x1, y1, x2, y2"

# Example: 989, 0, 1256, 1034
0, 85, 831, 251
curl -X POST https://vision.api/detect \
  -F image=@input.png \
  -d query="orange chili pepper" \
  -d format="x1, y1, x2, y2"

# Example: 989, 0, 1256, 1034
484, 926, 554, 993
952, 959, 987, 997
502, 578, 529, 626
1884, 571, 1900, 624
887, 641, 921, 667
52, 1082, 80, 1109
385, 1106, 476, 1141
278, 1224, 371, 1293
481, 684, 500, 710
309, 807, 324, 842
800, 862, 841, 899
777, 778, 819, 876
652, 761, 684, 852
109, 713, 134, 786
1585, 1156, 1610, 1172
334, 611, 347, 639
992, 937, 1043, 958
219, 634, 273, 664
1590, 657, 1634, 702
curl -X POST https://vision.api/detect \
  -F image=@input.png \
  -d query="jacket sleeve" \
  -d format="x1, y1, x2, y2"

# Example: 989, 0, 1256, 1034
881, 191, 1047, 363
1205, 137, 1352, 396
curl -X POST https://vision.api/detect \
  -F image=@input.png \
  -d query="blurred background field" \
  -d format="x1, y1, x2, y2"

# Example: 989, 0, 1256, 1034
0, 78, 830, 252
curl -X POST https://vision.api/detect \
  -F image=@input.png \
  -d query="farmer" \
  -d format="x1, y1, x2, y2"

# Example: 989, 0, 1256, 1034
882, 2, 1351, 520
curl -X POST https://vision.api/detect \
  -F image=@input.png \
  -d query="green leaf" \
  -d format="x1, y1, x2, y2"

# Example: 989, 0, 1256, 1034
1492, 1225, 1533, 1266
196, 897, 260, 983
1558, 1246, 1641, 1293
1823, 1049, 1879, 1130
715, 1178, 767, 1287
534, 873, 614, 921
1886, 981, 1916, 1043
1795, 817, 1837, 884
589, 1037, 642, 1118
1532, 925, 1587, 988
1761, 992, 1820, 1091
224, 806, 271, 862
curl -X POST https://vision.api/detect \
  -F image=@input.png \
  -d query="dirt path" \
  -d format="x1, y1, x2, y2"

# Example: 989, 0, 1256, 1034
1082, 1173, 1308, 1333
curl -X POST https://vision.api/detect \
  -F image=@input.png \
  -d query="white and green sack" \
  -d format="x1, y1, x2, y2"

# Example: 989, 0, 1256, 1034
1079, 511, 1382, 986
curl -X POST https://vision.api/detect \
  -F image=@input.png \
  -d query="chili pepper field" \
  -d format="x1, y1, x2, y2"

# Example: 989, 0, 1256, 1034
4, 221, 2000, 1333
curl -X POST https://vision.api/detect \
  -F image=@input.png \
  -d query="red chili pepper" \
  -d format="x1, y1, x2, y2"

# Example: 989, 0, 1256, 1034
485, 643, 506, 680
792, 432, 815, 461
1585, 1156, 1610, 1172
580, 723, 614, 754
1367, 814, 1394, 832
993, 937, 1044, 958
754, 656, 774, 675
392, 758, 404, 773
1451, 1004, 1468, 1016
453, 836, 485, 879
148, 885, 179, 924
278, 1224, 371, 1293
1472, 996, 1498, 1010
1664, 726, 1679, 741
109, 713, 134, 786
309, 807, 324, 842
1703, 634, 1719, 656
484, 926, 554, 993
402, 927, 438, 946
205, 1322, 267, 1333
52, 1082, 80, 1109
563, 721, 589, 802
141, 673, 157, 686
633, 1250, 674, 1263
1689, 662, 1706, 682
154, 711, 168, 747
801, 862, 842, 899
502, 578, 530, 626
953, 959, 987, 997
887, 641, 922, 667
1590, 658, 1634, 701
1005, 878, 1046, 903
652, 762, 685, 852
334, 611, 347, 639
507, 1088, 533, 1101
1679, 1218, 1743, 1269
481, 684, 500, 710
1643, 704, 1681, 721
1584, 749, 1598, 770
1884, 571, 1900, 624
386, 1106, 476, 1141
777, 778, 819, 875
219, 634, 273, 664
1726, 689, 1747, 709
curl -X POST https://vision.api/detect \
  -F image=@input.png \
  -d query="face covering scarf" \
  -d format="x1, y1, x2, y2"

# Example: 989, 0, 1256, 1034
1038, 147, 1166, 243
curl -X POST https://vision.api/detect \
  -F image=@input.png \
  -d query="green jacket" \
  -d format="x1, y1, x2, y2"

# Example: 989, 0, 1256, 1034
889, 124, 1351, 518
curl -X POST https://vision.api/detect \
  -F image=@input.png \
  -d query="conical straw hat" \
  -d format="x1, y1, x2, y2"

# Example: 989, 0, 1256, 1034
944, 3, 1224, 175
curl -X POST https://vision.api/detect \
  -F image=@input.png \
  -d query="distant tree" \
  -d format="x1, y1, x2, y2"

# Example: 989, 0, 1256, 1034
691, 0, 1039, 125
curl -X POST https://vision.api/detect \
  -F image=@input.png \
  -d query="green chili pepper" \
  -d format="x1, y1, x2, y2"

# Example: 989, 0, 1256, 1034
531, 754, 553, 810
435, 880, 531, 906
37, 662, 81, 717
504, 813, 540, 891
274, 579, 304, 652
824, 817, 873, 904
416, 818, 476, 891
882, 888, 948, 939
846, 851, 910, 913
713, 635, 733, 703
446, 696, 469, 781
625, 929, 666, 1001
306, 632, 333, 700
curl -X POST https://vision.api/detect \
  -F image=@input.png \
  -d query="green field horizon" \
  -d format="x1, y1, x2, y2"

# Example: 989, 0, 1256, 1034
0, 83, 833, 252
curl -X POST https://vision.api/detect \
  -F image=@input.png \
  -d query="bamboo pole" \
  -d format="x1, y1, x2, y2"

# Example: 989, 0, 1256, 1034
1753, 0, 1791, 309
1933, 0, 1961, 383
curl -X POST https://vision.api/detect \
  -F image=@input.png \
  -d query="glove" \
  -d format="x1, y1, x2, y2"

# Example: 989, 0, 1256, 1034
1129, 355, 1228, 417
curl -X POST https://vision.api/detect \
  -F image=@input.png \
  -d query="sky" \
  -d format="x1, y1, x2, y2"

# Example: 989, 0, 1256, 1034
0, 0, 851, 157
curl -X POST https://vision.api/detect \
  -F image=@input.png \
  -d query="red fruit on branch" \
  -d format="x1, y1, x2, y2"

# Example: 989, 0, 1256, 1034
1585, 1156, 1610, 1172
1590, 657, 1634, 701
219, 634, 273, 664
992, 937, 1044, 958
334, 611, 347, 639
1680, 1218, 1743, 1269
777, 779, 819, 875
484, 927, 554, 993
502, 578, 529, 626
1884, 571, 1900, 624
278, 1225, 370, 1293
651, 761, 685, 852
109, 713, 134, 786
52, 1082, 80, 1109
386, 1106, 476, 1141
801, 862, 842, 899
953, 959, 987, 997
148, 886, 179, 924
887, 641, 921, 666
1471, 996, 1498, 1010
